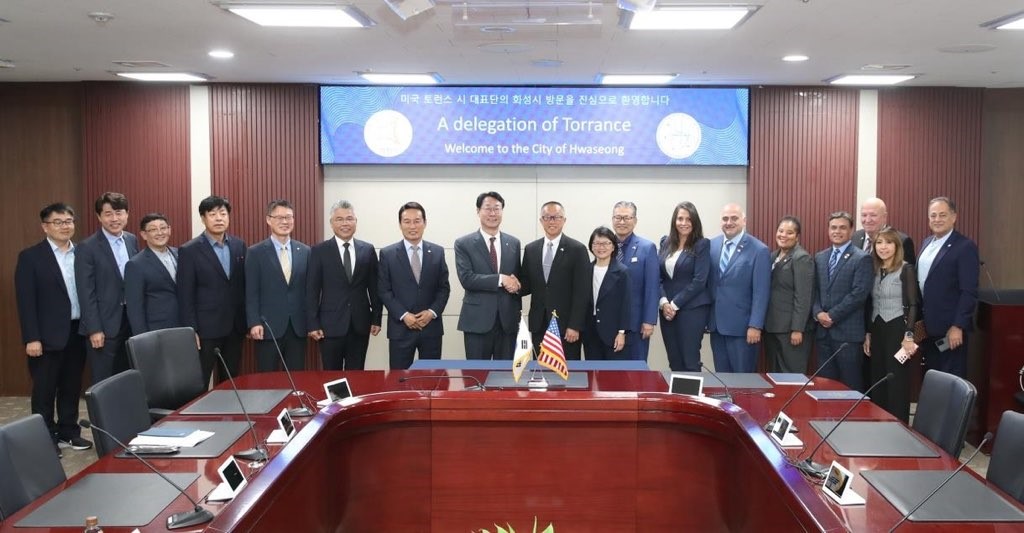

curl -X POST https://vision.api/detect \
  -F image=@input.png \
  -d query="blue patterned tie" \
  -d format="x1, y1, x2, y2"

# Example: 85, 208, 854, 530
719, 241, 734, 273
828, 248, 840, 280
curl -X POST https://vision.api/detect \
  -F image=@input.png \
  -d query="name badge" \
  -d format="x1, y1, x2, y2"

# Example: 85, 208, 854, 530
630, 257, 638, 263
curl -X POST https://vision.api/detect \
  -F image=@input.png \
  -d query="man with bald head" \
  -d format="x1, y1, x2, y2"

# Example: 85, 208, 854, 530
707, 203, 771, 372
851, 197, 916, 264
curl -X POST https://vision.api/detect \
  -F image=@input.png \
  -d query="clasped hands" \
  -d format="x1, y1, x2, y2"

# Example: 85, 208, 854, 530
402, 311, 435, 330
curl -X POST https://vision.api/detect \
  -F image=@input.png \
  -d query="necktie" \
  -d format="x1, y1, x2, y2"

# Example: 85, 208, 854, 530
343, 242, 353, 281
411, 245, 421, 283
113, 237, 129, 278
488, 237, 498, 273
280, 245, 291, 283
542, 242, 554, 282
719, 241, 734, 273
616, 242, 624, 263
828, 248, 840, 280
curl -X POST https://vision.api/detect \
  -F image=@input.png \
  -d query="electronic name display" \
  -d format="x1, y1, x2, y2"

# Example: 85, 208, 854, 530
320, 86, 748, 166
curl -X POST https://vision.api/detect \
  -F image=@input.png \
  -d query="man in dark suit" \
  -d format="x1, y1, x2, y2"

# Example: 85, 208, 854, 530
177, 195, 247, 384
246, 200, 308, 372
708, 203, 771, 372
15, 203, 92, 452
307, 200, 382, 370
851, 197, 916, 263
124, 213, 180, 334
917, 197, 979, 379
611, 201, 660, 361
378, 202, 451, 370
454, 191, 522, 360
813, 211, 873, 391
75, 191, 139, 384
520, 201, 590, 359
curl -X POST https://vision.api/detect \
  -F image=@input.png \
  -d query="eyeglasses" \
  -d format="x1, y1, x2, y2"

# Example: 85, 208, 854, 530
45, 218, 75, 227
540, 215, 564, 222
144, 225, 171, 234
332, 217, 357, 224
612, 216, 635, 222
269, 215, 295, 222
480, 206, 502, 213
592, 241, 615, 248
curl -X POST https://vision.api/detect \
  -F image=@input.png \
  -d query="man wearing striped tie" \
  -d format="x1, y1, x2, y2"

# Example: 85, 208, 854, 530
813, 211, 873, 391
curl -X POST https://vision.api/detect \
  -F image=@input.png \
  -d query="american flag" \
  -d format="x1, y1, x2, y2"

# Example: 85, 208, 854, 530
537, 312, 568, 380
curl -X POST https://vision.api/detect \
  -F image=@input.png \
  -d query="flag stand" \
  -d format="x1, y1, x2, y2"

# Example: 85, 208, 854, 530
527, 357, 549, 389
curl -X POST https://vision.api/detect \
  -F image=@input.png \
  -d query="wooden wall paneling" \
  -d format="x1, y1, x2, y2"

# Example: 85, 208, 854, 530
980, 89, 1024, 289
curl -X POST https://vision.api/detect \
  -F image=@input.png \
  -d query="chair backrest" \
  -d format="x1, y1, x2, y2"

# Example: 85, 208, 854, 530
84, 370, 152, 458
126, 327, 206, 413
0, 414, 67, 520
987, 410, 1024, 504
911, 369, 977, 458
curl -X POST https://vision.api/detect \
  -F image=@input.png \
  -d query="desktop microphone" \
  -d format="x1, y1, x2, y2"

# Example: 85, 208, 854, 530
764, 342, 848, 432
259, 316, 313, 417
214, 348, 268, 463
980, 260, 1001, 303
888, 432, 993, 532
79, 419, 214, 530
699, 361, 733, 402
795, 372, 895, 479
398, 374, 486, 391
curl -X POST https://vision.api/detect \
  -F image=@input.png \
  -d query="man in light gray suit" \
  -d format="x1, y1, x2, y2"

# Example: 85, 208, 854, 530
454, 192, 523, 359
124, 213, 180, 335
246, 200, 309, 372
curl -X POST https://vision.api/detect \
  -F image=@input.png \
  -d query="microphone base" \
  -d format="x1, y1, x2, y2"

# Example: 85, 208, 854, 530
167, 508, 214, 529
288, 406, 314, 418
708, 393, 733, 402
233, 447, 268, 462
795, 458, 828, 479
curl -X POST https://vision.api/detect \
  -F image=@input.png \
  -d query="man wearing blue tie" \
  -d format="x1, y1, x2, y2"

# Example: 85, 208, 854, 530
74, 192, 139, 384
707, 203, 771, 372
611, 201, 660, 361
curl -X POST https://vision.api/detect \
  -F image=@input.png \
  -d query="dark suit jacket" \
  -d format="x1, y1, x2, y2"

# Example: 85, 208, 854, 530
852, 228, 916, 264
454, 231, 522, 334
920, 230, 979, 336
245, 237, 308, 336
520, 234, 590, 334
306, 238, 382, 338
378, 240, 451, 339
619, 233, 661, 331
74, 229, 139, 337
708, 233, 771, 335
813, 244, 873, 342
177, 233, 247, 339
658, 237, 712, 311
587, 261, 632, 346
765, 245, 815, 334
15, 240, 76, 350
124, 247, 180, 334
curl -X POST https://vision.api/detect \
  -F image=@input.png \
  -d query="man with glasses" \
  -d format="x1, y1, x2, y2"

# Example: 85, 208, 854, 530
75, 191, 139, 385
15, 203, 92, 454
521, 201, 589, 359
124, 213, 180, 334
611, 201, 660, 361
306, 200, 382, 370
454, 191, 523, 360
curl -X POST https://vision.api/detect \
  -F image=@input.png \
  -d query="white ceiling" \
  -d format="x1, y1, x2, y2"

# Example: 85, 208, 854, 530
0, 0, 1022, 87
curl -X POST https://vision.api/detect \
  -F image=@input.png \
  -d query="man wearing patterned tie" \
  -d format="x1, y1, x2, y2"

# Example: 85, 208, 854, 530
378, 202, 451, 370
246, 200, 309, 372
74, 192, 139, 384
124, 213, 181, 335
454, 192, 523, 360
520, 201, 590, 359
813, 211, 873, 391
707, 203, 771, 372
611, 201, 660, 361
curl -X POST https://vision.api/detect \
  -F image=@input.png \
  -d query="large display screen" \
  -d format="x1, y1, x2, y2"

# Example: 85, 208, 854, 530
320, 86, 748, 166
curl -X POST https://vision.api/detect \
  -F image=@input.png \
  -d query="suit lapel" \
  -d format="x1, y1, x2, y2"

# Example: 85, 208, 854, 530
827, 248, 853, 288
43, 241, 71, 298
196, 235, 229, 281
500, 236, 516, 274
597, 264, 619, 302
723, 234, 747, 276
143, 248, 173, 285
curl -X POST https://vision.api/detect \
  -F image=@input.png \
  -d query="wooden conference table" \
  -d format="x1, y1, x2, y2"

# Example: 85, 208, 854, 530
2, 368, 1022, 532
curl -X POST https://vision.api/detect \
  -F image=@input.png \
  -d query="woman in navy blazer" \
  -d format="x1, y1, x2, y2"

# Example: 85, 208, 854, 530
583, 227, 632, 360
658, 202, 712, 372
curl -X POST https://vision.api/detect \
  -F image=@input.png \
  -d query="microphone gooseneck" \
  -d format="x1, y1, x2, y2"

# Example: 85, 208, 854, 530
259, 316, 313, 417
765, 342, 849, 432
214, 347, 268, 463
699, 361, 733, 402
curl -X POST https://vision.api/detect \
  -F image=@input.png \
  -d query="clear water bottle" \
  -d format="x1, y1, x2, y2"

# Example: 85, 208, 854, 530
84, 515, 103, 533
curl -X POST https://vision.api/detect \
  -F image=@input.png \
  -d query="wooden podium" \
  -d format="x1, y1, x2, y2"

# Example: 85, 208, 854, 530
970, 289, 1024, 447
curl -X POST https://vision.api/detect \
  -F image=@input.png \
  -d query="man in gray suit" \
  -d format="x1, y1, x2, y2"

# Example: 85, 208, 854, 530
124, 213, 180, 335
246, 200, 308, 372
813, 211, 873, 391
454, 191, 523, 359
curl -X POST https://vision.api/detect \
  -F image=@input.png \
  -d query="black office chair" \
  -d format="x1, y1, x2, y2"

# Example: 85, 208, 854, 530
126, 327, 207, 421
0, 414, 67, 520
84, 369, 153, 458
911, 369, 977, 458
987, 410, 1024, 504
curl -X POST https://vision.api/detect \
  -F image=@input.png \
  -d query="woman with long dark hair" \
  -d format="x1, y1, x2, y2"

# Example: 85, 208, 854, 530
658, 202, 711, 371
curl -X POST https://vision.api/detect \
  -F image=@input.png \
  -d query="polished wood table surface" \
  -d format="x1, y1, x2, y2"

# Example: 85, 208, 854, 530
2, 369, 1020, 532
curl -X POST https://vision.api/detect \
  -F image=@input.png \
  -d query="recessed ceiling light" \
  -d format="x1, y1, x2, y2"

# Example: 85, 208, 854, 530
358, 72, 442, 85
827, 74, 915, 86
981, 10, 1024, 30
782, 55, 809, 62
115, 72, 211, 82
224, 4, 375, 28
625, 5, 757, 30
208, 49, 235, 59
597, 73, 677, 85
